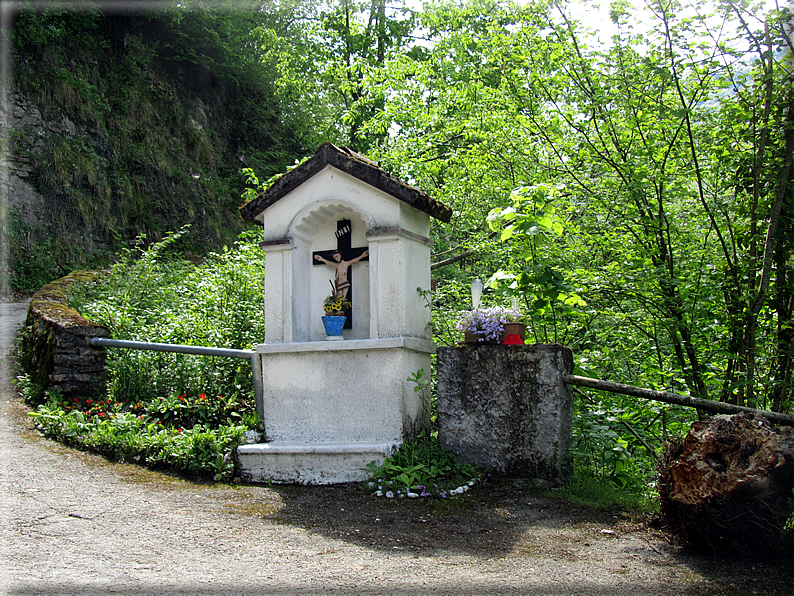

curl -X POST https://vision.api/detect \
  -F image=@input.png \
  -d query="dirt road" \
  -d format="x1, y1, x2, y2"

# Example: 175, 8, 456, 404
1, 303, 792, 595
0, 301, 29, 355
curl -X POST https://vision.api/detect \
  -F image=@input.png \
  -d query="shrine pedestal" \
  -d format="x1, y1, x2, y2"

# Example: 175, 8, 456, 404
237, 442, 398, 484
237, 337, 434, 484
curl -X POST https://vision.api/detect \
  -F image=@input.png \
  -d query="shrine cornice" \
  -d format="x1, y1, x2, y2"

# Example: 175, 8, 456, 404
366, 226, 432, 246
239, 143, 452, 224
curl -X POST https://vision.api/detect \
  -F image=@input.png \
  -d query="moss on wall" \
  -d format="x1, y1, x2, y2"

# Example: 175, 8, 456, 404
21, 271, 110, 401
8, 4, 310, 293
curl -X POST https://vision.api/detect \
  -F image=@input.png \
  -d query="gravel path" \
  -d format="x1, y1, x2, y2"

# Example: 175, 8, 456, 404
1, 302, 791, 595
0, 301, 29, 355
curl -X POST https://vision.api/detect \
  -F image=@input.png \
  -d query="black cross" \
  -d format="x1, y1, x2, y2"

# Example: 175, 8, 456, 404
313, 219, 369, 328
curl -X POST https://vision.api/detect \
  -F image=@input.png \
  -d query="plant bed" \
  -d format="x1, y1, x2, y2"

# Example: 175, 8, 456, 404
24, 381, 249, 482
366, 433, 482, 499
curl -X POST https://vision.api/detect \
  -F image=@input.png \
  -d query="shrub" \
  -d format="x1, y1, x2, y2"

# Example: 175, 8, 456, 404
21, 228, 266, 481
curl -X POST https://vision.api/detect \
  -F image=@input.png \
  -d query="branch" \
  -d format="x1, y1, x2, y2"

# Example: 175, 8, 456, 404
431, 250, 477, 270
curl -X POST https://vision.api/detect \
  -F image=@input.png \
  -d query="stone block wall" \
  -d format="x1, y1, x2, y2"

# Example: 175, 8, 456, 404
21, 271, 110, 401
436, 343, 573, 484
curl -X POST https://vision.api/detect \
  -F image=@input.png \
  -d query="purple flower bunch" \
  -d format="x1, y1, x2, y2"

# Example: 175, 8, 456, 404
456, 306, 523, 342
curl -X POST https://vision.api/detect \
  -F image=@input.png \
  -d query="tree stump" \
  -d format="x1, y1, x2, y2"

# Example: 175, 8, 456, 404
658, 413, 794, 556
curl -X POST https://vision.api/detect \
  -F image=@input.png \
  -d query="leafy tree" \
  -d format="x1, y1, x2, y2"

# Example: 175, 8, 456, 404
349, 0, 792, 486
254, 0, 418, 151
364, 0, 792, 414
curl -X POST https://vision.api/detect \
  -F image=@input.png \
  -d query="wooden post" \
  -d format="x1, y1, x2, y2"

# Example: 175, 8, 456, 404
565, 374, 794, 426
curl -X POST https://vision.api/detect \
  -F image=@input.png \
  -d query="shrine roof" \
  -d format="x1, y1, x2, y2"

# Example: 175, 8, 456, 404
239, 143, 452, 223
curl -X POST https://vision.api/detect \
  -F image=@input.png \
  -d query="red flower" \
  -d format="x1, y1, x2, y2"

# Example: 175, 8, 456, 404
199, 393, 206, 400
86, 399, 94, 405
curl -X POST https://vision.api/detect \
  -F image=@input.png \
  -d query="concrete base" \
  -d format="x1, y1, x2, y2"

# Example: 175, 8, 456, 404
237, 441, 398, 484
436, 343, 573, 483
254, 338, 433, 443
237, 337, 434, 484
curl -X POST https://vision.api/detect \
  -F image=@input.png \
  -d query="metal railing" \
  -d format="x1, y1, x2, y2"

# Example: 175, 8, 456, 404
86, 337, 263, 422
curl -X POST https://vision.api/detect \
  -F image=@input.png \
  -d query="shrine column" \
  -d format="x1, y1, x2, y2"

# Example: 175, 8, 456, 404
261, 239, 293, 344
366, 231, 402, 338
366, 227, 432, 340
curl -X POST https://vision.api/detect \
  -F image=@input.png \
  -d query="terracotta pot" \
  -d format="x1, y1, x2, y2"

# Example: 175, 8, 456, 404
502, 322, 527, 344
464, 330, 496, 345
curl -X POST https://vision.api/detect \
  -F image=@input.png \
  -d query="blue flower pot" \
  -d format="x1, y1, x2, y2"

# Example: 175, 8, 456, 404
322, 315, 346, 338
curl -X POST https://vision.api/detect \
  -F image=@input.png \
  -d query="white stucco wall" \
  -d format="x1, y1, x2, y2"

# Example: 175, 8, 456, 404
256, 338, 434, 444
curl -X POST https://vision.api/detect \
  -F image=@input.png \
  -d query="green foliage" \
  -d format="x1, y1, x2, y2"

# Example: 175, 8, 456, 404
361, 0, 792, 410
20, 229, 267, 480
366, 433, 480, 499
8, 215, 70, 294
70, 228, 265, 407
254, 0, 418, 151
485, 184, 586, 343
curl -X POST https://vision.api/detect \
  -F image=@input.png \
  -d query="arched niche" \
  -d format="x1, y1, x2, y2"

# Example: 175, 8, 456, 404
289, 199, 374, 342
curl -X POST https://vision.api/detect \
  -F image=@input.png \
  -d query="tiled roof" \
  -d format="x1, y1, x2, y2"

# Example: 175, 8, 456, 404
239, 143, 452, 223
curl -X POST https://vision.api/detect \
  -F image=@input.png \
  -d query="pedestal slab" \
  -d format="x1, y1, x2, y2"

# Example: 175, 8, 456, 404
237, 337, 434, 484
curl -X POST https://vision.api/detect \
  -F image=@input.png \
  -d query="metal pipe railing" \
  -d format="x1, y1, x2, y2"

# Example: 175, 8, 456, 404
86, 337, 263, 424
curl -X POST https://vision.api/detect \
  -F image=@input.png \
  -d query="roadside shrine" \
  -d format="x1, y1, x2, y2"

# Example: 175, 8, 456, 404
237, 143, 452, 484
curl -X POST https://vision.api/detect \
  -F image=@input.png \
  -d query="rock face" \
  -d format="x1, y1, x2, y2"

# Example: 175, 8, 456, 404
6, 9, 311, 293
659, 413, 794, 555
5, 95, 51, 231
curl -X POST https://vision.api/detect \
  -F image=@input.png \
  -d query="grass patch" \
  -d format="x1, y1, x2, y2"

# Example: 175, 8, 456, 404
548, 475, 658, 514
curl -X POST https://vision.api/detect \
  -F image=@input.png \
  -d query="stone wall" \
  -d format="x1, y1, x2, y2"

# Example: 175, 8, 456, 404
21, 271, 110, 401
436, 343, 573, 484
